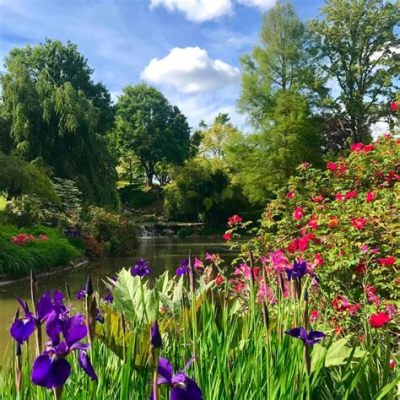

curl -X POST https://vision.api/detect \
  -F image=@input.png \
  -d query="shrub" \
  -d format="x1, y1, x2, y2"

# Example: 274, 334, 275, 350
0, 225, 83, 278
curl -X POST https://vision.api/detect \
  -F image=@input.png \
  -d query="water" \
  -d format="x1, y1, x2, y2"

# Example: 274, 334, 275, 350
0, 236, 232, 359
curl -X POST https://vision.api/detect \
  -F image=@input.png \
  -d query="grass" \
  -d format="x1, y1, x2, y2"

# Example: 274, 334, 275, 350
0, 224, 84, 279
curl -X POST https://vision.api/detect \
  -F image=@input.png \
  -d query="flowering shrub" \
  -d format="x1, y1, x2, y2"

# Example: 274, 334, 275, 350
225, 134, 399, 335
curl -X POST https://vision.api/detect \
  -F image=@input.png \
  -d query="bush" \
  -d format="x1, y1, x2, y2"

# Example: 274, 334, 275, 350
0, 225, 83, 278
118, 184, 159, 209
81, 207, 137, 255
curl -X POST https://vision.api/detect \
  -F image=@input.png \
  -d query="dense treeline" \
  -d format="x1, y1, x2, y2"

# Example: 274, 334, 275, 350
0, 0, 398, 225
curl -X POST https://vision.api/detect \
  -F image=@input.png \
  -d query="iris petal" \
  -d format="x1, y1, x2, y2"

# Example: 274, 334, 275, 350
36, 291, 53, 321
78, 350, 98, 381
158, 357, 173, 384
63, 314, 87, 346
10, 317, 36, 343
171, 377, 203, 400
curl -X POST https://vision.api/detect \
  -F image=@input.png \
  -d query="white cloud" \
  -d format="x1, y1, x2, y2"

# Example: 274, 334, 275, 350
237, 0, 277, 11
149, 0, 232, 23
141, 47, 240, 93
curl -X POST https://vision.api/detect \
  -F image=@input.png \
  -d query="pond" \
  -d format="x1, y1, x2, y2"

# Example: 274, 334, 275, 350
0, 236, 233, 359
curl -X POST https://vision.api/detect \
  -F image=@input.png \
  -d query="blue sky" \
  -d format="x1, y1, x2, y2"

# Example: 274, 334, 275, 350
0, 0, 326, 128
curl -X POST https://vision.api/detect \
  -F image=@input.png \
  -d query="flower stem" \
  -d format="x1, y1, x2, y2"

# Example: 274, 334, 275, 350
54, 385, 63, 400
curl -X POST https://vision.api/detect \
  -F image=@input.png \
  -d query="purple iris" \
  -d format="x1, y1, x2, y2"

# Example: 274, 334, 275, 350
10, 291, 65, 344
151, 357, 202, 400
76, 289, 87, 300
131, 258, 151, 277
176, 259, 190, 276
151, 321, 162, 348
95, 308, 105, 324
104, 290, 113, 304
285, 327, 325, 346
31, 313, 97, 389
285, 260, 308, 281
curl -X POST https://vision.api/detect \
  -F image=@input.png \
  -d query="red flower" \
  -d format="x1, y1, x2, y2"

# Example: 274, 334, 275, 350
345, 190, 357, 200
366, 192, 375, 203
223, 232, 232, 241
328, 215, 339, 228
307, 215, 318, 230
389, 359, 396, 369
355, 263, 366, 274
312, 194, 324, 203
377, 256, 396, 267
332, 295, 350, 312
351, 217, 367, 230
327, 162, 337, 172
310, 310, 319, 322
369, 312, 391, 328
314, 253, 324, 267
215, 274, 224, 286
286, 191, 295, 199
362, 144, 375, 153
228, 214, 242, 226
351, 143, 364, 152
292, 207, 304, 221
390, 101, 398, 112
335, 193, 345, 201
347, 304, 362, 316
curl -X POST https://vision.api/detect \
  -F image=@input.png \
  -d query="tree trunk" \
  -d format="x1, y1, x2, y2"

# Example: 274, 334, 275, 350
146, 172, 153, 187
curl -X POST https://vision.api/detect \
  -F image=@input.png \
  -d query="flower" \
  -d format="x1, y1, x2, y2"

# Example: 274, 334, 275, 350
345, 190, 357, 200
285, 260, 308, 281
351, 217, 367, 230
31, 314, 97, 388
151, 321, 162, 348
10, 291, 66, 344
377, 256, 396, 267
285, 327, 325, 346
328, 215, 339, 228
312, 195, 324, 203
362, 144, 375, 153
310, 310, 319, 322
335, 193, 345, 201
326, 162, 337, 172
176, 259, 190, 276
131, 258, 151, 277
293, 207, 304, 220
269, 249, 291, 273
215, 274, 224, 286
351, 143, 364, 152
76, 289, 87, 300
390, 101, 398, 112
332, 295, 350, 312
369, 312, 391, 328
389, 359, 396, 369
104, 290, 113, 304
151, 357, 203, 400
222, 232, 232, 241
193, 258, 203, 269
227, 214, 242, 226
286, 191, 296, 199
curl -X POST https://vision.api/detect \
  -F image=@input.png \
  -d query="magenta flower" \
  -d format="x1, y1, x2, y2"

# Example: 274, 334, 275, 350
32, 314, 97, 389
131, 258, 151, 277
286, 327, 325, 346
150, 357, 202, 400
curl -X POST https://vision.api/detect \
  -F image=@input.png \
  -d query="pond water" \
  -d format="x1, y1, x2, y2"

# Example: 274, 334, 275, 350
0, 236, 232, 359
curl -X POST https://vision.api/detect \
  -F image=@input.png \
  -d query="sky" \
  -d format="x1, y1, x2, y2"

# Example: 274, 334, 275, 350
0, 0, 328, 130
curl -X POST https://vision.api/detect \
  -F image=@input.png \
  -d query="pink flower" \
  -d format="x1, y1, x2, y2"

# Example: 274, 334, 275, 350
347, 304, 362, 316
351, 217, 367, 230
369, 312, 391, 328
228, 214, 242, 226
312, 195, 324, 203
389, 359, 396, 369
366, 192, 375, 203
286, 191, 295, 199
335, 193, 345, 201
327, 162, 337, 172
361, 244, 369, 253
310, 310, 319, 322
293, 207, 304, 220
269, 250, 290, 273
307, 215, 318, 230
390, 101, 398, 112
332, 295, 350, 312
365, 284, 380, 306
351, 143, 364, 152
223, 232, 232, 241
194, 258, 203, 269
215, 274, 224, 286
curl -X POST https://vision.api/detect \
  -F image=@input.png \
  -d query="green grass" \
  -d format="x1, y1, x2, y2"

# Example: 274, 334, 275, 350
0, 224, 84, 279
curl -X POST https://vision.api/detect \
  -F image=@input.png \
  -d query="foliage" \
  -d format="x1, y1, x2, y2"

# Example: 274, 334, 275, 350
0, 153, 57, 201
118, 183, 159, 210
115, 84, 191, 186
0, 39, 119, 208
238, 1, 327, 129
164, 158, 250, 224
81, 206, 137, 256
231, 91, 323, 205
0, 224, 83, 278
310, 0, 400, 143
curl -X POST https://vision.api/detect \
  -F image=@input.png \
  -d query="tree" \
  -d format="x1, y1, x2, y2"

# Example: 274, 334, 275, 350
115, 84, 191, 187
0, 39, 119, 208
311, 0, 400, 143
232, 91, 323, 205
238, 1, 327, 128
197, 113, 242, 161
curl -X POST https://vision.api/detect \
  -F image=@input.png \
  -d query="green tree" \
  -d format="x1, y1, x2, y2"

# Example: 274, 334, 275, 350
0, 39, 119, 208
311, 0, 400, 143
115, 84, 191, 187
233, 91, 323, 205
238, 1, 327, 128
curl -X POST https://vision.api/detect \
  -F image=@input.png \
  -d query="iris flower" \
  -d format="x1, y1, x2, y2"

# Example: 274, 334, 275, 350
10, 291, 66, 344
32, 314, 97, 388
176, 259, 190, 276
285, 327, 325, 346
151, 357, 202, 400
131, 258, 151, 277
285, 260, 308, 281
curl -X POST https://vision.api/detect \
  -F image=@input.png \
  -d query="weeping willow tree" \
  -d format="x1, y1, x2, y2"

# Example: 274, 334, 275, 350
0, 39, 119, 208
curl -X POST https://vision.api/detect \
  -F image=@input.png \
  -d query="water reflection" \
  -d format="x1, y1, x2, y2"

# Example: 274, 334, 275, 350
0, 236, 232, 358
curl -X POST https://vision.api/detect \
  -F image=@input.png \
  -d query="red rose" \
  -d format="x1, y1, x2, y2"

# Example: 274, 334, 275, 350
369, 312, 391, 328
390, 101, 398, 112
223, 232, 232, 241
